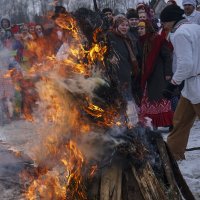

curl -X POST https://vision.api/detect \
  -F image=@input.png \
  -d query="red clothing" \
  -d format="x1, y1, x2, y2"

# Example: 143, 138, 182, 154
140, 88, 173, 127
140, 33, 166, 90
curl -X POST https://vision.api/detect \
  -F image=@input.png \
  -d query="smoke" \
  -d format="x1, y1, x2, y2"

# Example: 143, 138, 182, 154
25, 70, 109, 165
67, 0, 93, 11
0, 48, 13, 68
50, 73, 109, 99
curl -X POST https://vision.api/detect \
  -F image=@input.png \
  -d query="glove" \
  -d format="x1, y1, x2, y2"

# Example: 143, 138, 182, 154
162, 82, 179, 100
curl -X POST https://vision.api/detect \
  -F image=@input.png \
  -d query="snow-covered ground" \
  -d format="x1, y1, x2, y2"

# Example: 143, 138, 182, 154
0, 119, 199, 199
161, 120, 200, 200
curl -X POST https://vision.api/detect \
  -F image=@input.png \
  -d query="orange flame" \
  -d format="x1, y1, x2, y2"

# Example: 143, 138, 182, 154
21, 12, 120, 200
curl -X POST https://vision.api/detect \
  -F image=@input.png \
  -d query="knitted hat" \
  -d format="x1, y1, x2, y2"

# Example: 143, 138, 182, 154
126, 9, 139, 19
182, 0, 197, 7
113, 15, 128, 28
160, 5, 184, 22
138, 21, 145, 27
138, 20, 155, 34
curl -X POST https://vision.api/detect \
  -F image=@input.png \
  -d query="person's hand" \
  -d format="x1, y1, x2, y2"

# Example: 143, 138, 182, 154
162, 81, 178, 100
165, 75, 171, 81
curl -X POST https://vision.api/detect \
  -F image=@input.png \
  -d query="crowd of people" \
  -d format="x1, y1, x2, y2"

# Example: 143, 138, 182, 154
0, 0, 200, 160
0, 9, 66, 124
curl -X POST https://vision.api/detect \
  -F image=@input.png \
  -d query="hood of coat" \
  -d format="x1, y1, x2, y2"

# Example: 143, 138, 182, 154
1, 16, 11, 30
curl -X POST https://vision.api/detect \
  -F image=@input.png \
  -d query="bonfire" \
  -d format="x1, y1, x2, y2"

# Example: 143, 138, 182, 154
17, 8, 195, 200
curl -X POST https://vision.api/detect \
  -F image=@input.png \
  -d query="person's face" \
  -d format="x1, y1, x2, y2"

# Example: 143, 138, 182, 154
35, 25, 43, 34
139, 12, 147, 21
138, 26, 146, 36
29, 26, 35, 34
150, 9, 155, 17
104, 12, 113, 21
22, 25, 29, 33
128, 18, 139, 27
1, 19, 10, 29
183, 4, 195, 16
117, 20, 129, 35
162, 21, 175, 32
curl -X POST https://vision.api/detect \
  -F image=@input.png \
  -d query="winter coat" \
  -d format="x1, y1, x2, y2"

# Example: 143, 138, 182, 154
128, 27, 143, 67
170, 20, 200, 104
147, 41, 173, 101
183, 10, 200, 25
140, 34, 173, 101
106, 31, 138, 90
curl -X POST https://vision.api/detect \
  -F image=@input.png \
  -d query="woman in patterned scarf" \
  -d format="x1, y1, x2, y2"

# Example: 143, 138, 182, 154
138, 20, 174, 128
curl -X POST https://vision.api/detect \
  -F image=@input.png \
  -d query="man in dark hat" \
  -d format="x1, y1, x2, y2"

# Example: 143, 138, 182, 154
102, 8, 113, 21
126, 8, 142, 79
101, 8, 114, 31
126, 9, 139, 38
160, 5, 200, 160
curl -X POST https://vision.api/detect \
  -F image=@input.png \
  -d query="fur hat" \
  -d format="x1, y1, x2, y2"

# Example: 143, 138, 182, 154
102, 8, 113, 14
136, 3, 145, 10
113, 15, 128, 28
52, 6, 67, 19
160, 5, 184, 22
182, 0, 197, 7
126, 9, 139, 19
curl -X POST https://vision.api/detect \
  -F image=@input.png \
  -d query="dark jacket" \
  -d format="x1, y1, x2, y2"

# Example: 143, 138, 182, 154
128, 27, 142, 68
106, 31, 136, 88
146, 41, 173, 101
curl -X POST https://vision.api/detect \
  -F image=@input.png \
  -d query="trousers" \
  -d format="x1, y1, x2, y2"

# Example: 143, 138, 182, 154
167, 96, 200, 160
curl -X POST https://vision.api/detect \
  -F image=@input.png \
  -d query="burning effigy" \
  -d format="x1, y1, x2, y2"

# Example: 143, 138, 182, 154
16, 8, 195, 200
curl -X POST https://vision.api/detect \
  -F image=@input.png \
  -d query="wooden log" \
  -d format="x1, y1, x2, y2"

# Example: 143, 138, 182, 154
131, 165, 152, 200
166, 144, 196, 200
131, 162, 168, 200
122, 166, 144, 200
100, 162, 122, 200
156, 137, 182, 200
87, 175, 101, 200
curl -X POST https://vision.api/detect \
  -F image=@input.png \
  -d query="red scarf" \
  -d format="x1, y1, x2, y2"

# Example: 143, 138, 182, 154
140, 33, 166, 90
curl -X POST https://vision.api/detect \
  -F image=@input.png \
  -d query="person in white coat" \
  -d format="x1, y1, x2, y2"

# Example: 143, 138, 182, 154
182, 0, 200, 25
160, 4, 200, 160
